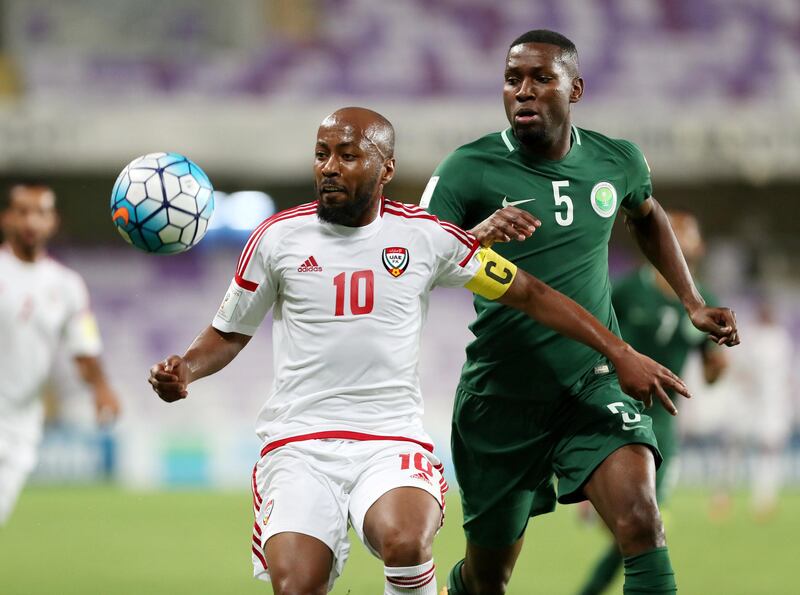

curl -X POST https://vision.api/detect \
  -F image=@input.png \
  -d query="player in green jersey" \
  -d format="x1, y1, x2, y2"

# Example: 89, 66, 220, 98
422, 30, 740, 595
577, 211, 729, 595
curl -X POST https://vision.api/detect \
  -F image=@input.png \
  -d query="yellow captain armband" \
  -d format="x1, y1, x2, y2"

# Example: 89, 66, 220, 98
464, 247, 518, 300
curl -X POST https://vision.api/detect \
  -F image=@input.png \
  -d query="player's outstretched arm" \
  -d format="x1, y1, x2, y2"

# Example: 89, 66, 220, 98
148, 325, 251, 403
624, 198, 739, 346
497, 271, 690, 414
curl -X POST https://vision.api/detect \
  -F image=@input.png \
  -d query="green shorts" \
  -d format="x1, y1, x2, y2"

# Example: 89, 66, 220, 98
452, 369, 662, 548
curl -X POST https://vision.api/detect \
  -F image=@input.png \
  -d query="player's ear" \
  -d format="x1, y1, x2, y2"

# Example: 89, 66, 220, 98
380, 157, 396, 186
569, 77, 584, 104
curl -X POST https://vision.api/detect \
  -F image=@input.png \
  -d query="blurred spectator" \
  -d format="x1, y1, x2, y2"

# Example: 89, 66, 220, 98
712, 297, 794, 521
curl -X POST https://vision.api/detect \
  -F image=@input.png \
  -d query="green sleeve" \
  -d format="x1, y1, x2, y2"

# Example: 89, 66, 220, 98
618, 140, 653, 211
420, 149, 480, 228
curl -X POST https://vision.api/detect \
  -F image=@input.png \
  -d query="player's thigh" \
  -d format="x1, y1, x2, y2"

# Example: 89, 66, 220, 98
451, 388, 556, 548
349, 442, 446, 558
252, 444, 349, 588
552, 373, 661, 506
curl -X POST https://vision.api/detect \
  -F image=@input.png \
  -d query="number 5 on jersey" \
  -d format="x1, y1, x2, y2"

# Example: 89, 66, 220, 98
333, 270, 374, 316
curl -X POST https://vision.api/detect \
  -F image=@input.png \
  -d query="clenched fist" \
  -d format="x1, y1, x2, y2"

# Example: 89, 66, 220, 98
148, 355, 190, 402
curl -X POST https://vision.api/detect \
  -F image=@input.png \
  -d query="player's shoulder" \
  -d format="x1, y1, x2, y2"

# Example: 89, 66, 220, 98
41, 255, 91, 302
383, 199, 477, 245
244, 201, 318, 244
43, 254, 83, 282
576, 127, 647, 165
436, 130, 509, 169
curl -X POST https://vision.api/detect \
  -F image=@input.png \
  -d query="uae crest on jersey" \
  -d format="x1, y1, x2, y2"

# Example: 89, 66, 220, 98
382, 247, 409, 277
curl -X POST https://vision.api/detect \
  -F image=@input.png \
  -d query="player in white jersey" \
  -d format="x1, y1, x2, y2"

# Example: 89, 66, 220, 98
148, 107, 689, 595
0, 184, 120, 526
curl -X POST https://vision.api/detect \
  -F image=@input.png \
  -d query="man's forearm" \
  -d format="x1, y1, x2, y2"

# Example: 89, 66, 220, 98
183, 325, 250, 383
75, 356, 111, 389
626, 200, 704, 313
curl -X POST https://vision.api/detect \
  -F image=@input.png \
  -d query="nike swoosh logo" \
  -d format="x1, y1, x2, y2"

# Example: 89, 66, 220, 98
501, 196, 536, 208
622, 424, 647, 431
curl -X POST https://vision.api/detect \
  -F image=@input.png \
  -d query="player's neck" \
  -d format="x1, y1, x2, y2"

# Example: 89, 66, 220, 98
519, 121, 573, 161
7, 240, 44, 263
353, 195, 383, 227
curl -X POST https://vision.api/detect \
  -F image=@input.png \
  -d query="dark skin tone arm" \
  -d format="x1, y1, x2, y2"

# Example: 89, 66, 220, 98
625, 198, 739, 347
471, 201, 740, 347
498, 270, 690, 414
149, 280, 688, 414
148, 326, 251, 402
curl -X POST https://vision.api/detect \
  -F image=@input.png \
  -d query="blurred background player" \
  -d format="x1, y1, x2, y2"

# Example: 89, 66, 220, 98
576, 210, 728, 595
708, 297, 794, 522
0, 183, 120, 526
423, 30, 739, 595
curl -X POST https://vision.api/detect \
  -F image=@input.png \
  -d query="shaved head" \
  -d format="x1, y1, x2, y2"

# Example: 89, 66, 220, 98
314, 107, 396, 227
320, 107, 395, 159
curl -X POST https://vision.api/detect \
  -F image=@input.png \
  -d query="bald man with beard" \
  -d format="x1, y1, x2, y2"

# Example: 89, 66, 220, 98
149, 107, 691, 594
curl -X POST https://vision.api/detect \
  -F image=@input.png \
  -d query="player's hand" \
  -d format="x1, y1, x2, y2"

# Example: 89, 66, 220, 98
469, 206, 541, 247
688, 305, 740, 346
148, 355, 190, 402
612, 345, 691, 415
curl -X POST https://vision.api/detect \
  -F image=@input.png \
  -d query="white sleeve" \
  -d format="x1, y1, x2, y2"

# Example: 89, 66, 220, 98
212, 227, 278, 336
430, 221, 481, 288
63, 273, 103, 357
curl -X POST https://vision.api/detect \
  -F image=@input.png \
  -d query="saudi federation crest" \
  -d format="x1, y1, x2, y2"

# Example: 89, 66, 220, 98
382, 247, 409, 277
590, 181, 618, 218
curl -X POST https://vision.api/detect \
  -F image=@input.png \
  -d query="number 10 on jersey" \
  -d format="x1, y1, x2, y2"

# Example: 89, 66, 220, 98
333, 270, 374, 316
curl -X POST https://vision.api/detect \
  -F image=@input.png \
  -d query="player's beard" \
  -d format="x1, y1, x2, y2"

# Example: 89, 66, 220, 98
514, 123, 549, 149
316, 173, 379, 227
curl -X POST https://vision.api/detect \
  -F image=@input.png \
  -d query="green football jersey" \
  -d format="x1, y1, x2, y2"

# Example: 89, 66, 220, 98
612, 267, 714, 455
423, 126, 652, 400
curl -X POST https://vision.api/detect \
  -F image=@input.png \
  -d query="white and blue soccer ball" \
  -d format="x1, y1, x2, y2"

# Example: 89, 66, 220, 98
110, 152, 215, 254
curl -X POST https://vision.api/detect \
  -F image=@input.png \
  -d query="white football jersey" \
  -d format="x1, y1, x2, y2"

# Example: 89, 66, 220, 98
212, 199, 502, 455
0, 247, 102, 445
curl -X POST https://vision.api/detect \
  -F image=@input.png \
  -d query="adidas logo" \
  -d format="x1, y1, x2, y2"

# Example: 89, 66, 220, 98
298, 256, 322, 272
410, 472, 432, 485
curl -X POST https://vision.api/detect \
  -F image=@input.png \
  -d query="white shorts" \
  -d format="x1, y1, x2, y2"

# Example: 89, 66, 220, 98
250, 438, 447, 590
0, 437, 37, 526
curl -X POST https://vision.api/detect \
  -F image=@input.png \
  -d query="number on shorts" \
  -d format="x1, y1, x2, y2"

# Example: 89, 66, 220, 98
607, 401, 644, 430
399, 452, 433, 477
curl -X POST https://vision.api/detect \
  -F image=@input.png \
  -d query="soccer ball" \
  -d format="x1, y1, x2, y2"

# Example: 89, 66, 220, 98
110, 152, 215, 254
